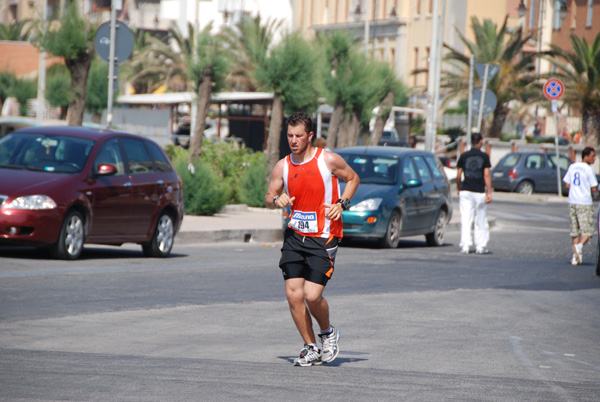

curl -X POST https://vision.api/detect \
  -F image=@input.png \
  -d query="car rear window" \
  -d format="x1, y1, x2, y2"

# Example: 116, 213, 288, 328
498, 153, 520, 168
121, 138, 154, 174
424, 155, 446, 179
145, 141, 173, 172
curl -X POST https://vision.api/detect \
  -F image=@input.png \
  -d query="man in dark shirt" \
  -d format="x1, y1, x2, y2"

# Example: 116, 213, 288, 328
456, 133, 492, 254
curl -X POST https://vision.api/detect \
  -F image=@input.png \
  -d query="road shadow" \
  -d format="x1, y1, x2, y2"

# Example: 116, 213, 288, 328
0, 244, 187, 260
342, 238, 456, 250
277, 355, 368, 366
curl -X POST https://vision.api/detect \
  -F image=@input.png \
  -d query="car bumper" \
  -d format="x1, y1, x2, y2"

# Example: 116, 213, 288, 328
341, 210, 386, 239
0, 207, 62, 245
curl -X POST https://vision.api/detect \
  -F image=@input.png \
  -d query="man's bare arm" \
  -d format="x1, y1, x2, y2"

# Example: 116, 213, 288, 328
265, 159, 295, 209
323, 151, 360, 221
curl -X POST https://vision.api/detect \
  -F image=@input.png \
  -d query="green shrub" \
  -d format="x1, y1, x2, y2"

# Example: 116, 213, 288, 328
500, 132, 519, 142
12, 78, 37, 116
173, 155, 229, 216
239, 152, 267, 207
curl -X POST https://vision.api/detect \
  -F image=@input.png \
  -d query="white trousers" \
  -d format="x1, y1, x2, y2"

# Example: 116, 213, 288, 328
459, 191, 489, 249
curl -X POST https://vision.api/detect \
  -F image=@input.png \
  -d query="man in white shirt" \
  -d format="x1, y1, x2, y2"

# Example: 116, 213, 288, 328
563, 147, 598, 265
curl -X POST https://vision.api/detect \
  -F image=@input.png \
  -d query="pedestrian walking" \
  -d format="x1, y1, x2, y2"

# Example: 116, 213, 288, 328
456, 133, 492, 254
265, 112, 359, 366
563, 146, 598, 265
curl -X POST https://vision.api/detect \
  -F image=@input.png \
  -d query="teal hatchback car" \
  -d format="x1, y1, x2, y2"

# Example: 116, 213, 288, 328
336, 146, 452, 248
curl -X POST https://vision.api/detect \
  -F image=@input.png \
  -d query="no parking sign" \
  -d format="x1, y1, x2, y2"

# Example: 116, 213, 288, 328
543, 78, 564, 100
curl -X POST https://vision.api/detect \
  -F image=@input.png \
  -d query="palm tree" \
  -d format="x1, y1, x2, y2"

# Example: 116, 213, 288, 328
441, 17, 537, 138
546, 34, 600, 147
368, 61, 408, 146
125, 25, 192, 94
0, 20, 32, 41
220, 15, 282, 91
318, 30, 356, 150
35, 2, 96, 126
188, 24, 232, 162
255, 32, 321, 177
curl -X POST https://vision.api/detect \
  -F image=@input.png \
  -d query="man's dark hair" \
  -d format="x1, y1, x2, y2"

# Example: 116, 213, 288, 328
471, 133, 482, 145
582, 146, 596, 159
287, 112, 312, 134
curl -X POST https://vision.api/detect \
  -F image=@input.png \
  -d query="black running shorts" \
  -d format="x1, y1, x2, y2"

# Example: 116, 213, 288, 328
279, 228, 339, 286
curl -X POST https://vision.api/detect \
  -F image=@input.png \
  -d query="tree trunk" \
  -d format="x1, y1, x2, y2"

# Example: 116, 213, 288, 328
188, 73, 212, 163
326, 101, 344, 150
348, 109, 362, 146
337, 114, 352, 148
265, 93, 284, 185
65, 52, 93, 126
582, 107, 600, 148
487, 104, 509, 139
369, 90, 394, 146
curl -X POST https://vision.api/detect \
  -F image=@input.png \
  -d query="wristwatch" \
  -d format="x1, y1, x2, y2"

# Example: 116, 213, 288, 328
273, 195, 280, 205
336, 198, 350, 210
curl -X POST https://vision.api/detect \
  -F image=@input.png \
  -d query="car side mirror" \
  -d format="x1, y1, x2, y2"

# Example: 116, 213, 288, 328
405, 179, 422, 188
96, 163, 117, 176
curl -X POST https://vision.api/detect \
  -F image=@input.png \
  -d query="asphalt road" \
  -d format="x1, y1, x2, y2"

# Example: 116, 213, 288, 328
1, 199, 599, 401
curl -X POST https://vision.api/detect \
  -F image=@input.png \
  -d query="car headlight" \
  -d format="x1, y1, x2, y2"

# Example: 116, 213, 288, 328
348, 198, 382, 212
6, 195, 57, 210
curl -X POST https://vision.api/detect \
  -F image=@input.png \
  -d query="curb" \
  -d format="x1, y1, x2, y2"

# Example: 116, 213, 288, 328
176, 228, 283, 245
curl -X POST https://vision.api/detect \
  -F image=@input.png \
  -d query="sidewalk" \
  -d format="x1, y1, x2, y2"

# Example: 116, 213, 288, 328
176, 191, 567, 245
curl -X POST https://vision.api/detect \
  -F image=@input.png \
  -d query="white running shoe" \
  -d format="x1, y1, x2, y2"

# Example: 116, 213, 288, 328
319, 327, 340, 363
293, 344, 322, 367
575, 243, 583, 265
476, 247, 489, 254
571, 254, 579, 266
460, 247, 470, 254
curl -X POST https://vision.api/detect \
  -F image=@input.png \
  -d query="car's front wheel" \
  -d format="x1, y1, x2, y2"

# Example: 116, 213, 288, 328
379, 210, 401, 248
142, 212, 175, 257
426, 209, 446, 246
51, 210, 85, 260
516, 180, 534, 195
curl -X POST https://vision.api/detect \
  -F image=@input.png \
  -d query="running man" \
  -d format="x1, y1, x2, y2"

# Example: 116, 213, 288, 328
265, 112, 359, 366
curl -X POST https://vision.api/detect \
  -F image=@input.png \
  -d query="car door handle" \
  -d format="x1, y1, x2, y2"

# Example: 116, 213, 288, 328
124, 182, 132, 187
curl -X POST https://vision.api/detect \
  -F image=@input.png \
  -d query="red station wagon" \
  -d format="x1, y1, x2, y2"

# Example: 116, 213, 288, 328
0, 127, 184, 259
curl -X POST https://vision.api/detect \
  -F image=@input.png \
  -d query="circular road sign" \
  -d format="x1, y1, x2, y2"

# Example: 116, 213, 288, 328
94, 21, 134, 64
543, 78, 565, 100
472, 88, 497, 116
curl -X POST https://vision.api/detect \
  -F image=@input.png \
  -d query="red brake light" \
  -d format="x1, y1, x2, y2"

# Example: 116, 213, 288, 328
508, 168, 517, 180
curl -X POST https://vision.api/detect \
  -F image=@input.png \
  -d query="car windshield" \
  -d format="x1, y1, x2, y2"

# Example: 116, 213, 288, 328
0, 132, 95, 173
340, 154, 399, 185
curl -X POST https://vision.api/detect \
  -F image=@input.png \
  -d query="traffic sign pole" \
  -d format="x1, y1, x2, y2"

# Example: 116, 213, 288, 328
476, 64, 490, 133
106, 3, 117, 129
544, 78, 565, 197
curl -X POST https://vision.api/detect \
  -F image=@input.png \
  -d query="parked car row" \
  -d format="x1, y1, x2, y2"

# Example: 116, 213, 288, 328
0, 127, 184, 259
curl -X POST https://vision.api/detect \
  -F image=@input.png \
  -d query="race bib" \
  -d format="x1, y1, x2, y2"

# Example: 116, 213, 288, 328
289, 210, 318, 233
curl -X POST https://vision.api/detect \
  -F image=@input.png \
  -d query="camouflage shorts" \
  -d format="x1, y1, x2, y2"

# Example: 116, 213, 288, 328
569, 204, 595, 238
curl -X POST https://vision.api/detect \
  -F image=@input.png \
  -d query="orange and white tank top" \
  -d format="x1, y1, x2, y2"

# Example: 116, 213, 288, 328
283, 148, 343, 238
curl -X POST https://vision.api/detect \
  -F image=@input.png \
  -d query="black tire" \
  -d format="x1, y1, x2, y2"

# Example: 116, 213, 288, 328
379, 210, 401, 248
51, 210, 85, 260
142, 212, 175, 258
426, 209, 447, 246
516, 180, 534, 195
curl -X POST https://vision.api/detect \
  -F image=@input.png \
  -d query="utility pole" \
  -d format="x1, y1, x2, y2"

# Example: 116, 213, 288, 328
36, 0, 48, 121
424, 0, 441, 152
